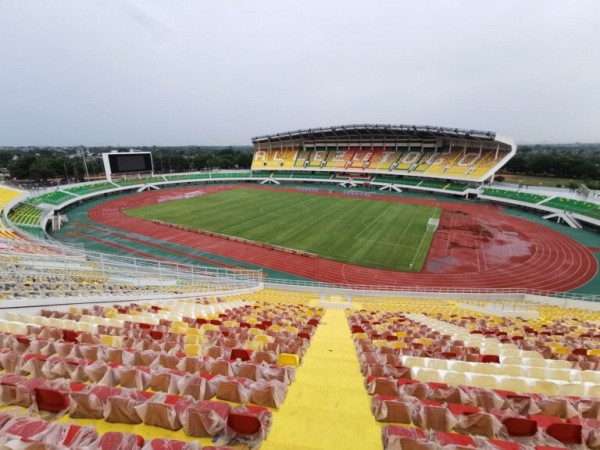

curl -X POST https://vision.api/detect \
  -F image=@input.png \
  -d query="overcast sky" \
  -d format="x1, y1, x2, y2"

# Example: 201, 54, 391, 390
1, 1, 599, 146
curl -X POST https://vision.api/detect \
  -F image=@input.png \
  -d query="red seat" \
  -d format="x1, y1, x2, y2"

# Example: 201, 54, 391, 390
228, 412, 262, 435
63, 329, 81, 343
545, 423, 583, 445
434, 431, 476, 447
34, 387, 69, 412
4, 417, 49, 439
479, 354, 501, 364
144, 439, 190, 450
488, 439, 522, 450
230, 349, 252, 362
448, 403, 479, 416
149, 330, 164, 340
503, 417, 538, 437
528, 415, 563, 429
97, 432, 144, 450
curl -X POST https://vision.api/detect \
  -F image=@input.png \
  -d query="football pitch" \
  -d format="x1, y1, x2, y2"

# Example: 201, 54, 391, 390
125, 188, 442, 271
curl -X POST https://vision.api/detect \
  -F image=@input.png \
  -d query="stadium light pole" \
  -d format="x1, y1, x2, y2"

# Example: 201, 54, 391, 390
81, 146, 90, 182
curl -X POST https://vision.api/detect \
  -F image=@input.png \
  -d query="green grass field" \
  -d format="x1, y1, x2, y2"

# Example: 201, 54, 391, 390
125, 188, 442, 271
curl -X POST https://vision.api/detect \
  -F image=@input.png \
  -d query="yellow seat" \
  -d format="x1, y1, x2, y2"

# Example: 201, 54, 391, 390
353, 332, 368, 340
244, 340, 264, 351
254, 335, 273, 344
269, 325, 282, 332
100, 335, 115, 347
185, 334, 199, 344
184, 344, 201, 357
277, 353, 299, 367
588, 349, 600, 357
390, 341, 406, 349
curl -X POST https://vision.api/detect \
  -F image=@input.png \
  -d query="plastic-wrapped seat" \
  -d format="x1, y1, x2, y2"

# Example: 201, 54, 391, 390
135, 394, 194, 431
413, 401, 457, 432
141, 438, 201, 450
208, 359, 234, 377
382, 425, 431, 450
180, 400, 230, 437
261, 364, 295, 384
96, 432, 144, 450
215, 376, 251, 404
69, 386, 121, 419
454, 412, 503, 439
119, 366, 151, 390
33, 386, 69, 412
249, 380, 287, 409
150, 370, 184, 394
366, 377, 398, 397
371, 395, 413, 424
104, 391, 151, 424
218, 404, 272, 448
20, 354, 48, 379
177, 373, 212, 400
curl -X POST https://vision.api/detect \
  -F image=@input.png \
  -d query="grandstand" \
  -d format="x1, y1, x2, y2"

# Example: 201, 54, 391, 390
251, 124, 516, 183
1, 174, 600, 449
0, 120, 599, 448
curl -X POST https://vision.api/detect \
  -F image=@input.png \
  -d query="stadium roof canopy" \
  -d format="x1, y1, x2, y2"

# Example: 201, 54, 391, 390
252, 124, 498, 144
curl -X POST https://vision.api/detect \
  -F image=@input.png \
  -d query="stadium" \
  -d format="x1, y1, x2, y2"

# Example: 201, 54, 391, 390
1, 124, 600, 449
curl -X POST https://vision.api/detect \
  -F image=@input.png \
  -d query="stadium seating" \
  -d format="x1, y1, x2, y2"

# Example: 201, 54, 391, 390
543, 197, 600, 220
0, 297, 322, 448
251, 144, 507, 180
28, 190, 78, 206
481, 188, 549, 204
7, 203, 43, 227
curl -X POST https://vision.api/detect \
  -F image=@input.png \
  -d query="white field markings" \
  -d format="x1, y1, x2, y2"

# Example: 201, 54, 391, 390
353, 209, 418, 248
408, 206, 440, 270
223, 194, 322, 234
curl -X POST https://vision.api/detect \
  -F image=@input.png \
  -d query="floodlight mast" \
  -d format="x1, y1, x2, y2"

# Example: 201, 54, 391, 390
81, 146, 90, 182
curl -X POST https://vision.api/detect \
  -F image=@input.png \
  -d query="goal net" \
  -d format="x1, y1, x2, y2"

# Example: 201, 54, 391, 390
427, 218, 440, 233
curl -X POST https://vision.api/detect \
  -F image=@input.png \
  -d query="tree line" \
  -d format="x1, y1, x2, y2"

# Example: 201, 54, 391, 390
0, 147, 253, 183
502, 144, 600, 189
1, 143, 599, 189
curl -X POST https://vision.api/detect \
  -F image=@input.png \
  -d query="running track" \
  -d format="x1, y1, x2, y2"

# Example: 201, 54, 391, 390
87, 185, 598, 291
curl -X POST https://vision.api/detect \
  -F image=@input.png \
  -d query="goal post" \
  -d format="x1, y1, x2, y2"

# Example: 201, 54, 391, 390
427, 218, 440, 233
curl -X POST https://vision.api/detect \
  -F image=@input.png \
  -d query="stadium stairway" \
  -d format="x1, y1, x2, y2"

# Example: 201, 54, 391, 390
262, 308, 381, 450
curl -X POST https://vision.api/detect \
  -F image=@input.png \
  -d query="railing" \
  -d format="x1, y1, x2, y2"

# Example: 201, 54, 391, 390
264, 278, 600, 302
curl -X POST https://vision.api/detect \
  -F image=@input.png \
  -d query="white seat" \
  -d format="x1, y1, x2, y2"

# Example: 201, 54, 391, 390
426, 359, 450, 370
559, 383, 587, 397
498, 365, 524, 377
402, 356, 427, 368
497, 377, 528, 393
525, 367, 548, 380
529, 379, 560, 396
444, 371, 470, 387
470, 374, 499, 390
574, 371, 600, 384
448, 361, 475, 372
415, 368, 445, 383
521, 351, 544, 359
472, 363, 500, 375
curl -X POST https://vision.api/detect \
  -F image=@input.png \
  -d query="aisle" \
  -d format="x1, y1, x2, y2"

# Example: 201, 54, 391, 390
262, 308, 381, 450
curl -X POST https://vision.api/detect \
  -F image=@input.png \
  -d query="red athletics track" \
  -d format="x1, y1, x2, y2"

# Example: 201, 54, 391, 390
87, 185, 598, 291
